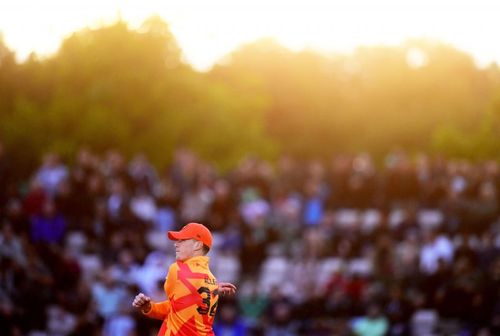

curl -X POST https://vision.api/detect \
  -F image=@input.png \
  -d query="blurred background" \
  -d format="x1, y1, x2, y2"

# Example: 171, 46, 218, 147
0, 1, 500, 335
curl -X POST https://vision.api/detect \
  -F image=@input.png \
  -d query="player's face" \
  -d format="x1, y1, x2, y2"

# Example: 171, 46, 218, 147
174, 239, 198, 261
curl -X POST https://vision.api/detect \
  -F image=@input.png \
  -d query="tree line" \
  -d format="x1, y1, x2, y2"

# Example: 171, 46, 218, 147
1, 16, 499, 176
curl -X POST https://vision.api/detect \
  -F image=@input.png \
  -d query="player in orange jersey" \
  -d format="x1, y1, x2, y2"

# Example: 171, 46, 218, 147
133, 222, 237, 336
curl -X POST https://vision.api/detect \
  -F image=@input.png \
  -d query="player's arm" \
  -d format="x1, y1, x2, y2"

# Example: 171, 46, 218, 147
144, 299, 172, 320
133, 291, 173, 320
133, 264, 178, 320
133, 292, 170, 320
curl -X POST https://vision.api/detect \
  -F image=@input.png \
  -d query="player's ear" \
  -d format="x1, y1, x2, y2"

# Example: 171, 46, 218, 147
194, 240, 204, 251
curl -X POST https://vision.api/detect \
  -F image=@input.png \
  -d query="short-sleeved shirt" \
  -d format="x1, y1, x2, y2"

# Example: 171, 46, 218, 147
145, 256, 219, 336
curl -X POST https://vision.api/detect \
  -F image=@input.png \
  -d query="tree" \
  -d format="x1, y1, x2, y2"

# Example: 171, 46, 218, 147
0, 18, 274, 172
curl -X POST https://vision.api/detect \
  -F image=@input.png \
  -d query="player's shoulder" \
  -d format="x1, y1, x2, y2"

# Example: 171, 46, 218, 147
168, 261, 181, 273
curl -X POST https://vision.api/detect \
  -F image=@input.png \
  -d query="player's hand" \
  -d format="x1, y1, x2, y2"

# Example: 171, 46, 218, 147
133, 293, 152, 313
218, 282, 237, 296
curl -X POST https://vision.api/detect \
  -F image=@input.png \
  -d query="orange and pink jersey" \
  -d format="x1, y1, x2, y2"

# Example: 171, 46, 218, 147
144, 256, 219, 336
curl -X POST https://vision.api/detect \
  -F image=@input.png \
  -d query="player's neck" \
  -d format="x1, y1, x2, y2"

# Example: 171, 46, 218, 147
182, 251, 205, 261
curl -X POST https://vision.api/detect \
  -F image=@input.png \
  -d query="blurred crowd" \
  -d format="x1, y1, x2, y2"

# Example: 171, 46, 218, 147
0, 142, 499, 336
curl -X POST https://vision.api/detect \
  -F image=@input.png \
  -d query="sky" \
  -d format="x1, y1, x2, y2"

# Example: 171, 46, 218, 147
0, 0, 499, 71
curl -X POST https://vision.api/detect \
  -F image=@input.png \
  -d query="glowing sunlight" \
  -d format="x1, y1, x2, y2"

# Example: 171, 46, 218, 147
0, 0, 499, 70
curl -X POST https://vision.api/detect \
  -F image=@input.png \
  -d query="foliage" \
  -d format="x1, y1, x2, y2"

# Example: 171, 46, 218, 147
432, 84, 500, 160
0, 19, 273, 172
0, 20, 499, 176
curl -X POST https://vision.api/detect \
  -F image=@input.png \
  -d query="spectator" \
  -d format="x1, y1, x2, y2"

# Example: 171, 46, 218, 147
23, 177, 47, 217
34, 152, 68, 197
352, 303, 389, 336
30, 200, 66, 244
91, 268, 131, 324
0, 222, 27, 267
238, 280, 268, 330
1, 147, 500, 334
213, 303, 247, 336
128, 153, 158, 193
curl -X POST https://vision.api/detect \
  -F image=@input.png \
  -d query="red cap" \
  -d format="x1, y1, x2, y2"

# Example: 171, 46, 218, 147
167, 223, 212, 249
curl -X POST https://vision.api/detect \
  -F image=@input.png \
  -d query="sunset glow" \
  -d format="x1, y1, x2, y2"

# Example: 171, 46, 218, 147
1, 0, 499, 70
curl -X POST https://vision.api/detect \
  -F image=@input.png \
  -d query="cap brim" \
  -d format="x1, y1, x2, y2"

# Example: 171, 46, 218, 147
167, 231, 189, 241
